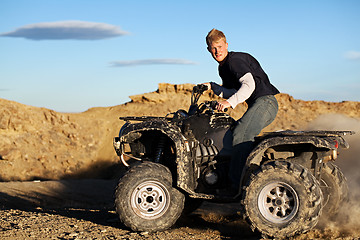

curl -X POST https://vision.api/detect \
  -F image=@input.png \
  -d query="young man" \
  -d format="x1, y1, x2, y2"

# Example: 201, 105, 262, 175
204, 28, 279, 190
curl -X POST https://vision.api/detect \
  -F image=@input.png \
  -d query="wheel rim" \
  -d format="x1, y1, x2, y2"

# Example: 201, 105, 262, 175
131, 180, 170, 220
258, 181, 299, 224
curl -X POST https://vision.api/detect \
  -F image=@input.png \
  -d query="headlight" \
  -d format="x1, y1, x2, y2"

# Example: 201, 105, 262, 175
113, 137, 121, 151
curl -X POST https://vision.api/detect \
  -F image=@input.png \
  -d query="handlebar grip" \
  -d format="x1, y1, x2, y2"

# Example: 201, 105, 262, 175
194, 84, 208, 93
209, 101, 228, 112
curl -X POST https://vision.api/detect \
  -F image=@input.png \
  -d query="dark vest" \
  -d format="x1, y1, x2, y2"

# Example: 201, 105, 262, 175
219, 51, 279, 105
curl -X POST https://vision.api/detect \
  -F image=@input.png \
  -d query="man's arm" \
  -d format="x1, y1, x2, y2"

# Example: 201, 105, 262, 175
208, 72, 255, 109
226, 72, 255, 108
210, 82, 237, 98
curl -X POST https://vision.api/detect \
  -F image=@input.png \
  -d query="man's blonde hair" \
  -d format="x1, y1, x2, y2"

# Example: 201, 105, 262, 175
206, 28, 227, 46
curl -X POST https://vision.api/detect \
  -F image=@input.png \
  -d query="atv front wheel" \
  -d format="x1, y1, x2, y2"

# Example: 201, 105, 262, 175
242, 161, 323, 238
115, 162, 185, 232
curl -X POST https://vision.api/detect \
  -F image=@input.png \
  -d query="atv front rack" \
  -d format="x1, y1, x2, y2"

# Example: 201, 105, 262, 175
120, 116, 171, 121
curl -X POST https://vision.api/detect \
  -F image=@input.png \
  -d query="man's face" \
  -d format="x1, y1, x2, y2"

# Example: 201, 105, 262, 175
207, 39, 228, 63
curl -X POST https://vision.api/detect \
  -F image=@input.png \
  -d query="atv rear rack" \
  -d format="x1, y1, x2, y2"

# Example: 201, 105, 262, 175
261, 130, 354, 137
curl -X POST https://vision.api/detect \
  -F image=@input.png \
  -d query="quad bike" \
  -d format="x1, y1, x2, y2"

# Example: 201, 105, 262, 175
113, 84, 353, 238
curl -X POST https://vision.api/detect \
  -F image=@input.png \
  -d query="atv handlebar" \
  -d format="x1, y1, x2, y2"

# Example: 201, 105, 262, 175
193, 84, 208, 94
189, 84, 228, 115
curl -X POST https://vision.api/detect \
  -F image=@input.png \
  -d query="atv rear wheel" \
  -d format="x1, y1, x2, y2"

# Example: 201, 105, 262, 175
242, 161, 323, 238
115, 162, 185, 232
319, 162, 349, 218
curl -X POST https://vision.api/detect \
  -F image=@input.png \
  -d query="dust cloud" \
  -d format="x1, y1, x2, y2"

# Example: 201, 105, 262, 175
306, 114, 360, 236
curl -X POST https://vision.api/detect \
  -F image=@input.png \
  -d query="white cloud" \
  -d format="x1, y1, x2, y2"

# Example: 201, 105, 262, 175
344, 51, 360, 60
0, 20, 129, 40
109, 59, 198, 67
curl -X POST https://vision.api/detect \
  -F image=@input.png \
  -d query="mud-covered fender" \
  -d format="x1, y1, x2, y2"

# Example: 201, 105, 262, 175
119, 119, 195, 192
235, 134, 343, 190
246, 135, 340, 166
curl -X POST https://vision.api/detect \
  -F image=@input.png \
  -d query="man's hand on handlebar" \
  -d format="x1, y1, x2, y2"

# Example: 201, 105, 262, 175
216, 100, 231, 112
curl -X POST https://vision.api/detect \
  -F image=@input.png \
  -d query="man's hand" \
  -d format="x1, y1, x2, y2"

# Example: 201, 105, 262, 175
216, 100, 231, 112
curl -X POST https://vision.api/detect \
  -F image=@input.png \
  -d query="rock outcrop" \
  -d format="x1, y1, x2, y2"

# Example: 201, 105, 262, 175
1, 83, 359, 181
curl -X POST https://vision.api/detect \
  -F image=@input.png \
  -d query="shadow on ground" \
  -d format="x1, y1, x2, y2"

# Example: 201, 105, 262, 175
0, 179, 261, 239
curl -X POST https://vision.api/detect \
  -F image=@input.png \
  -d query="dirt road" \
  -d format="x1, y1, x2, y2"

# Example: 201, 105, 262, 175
1, 179, 359, 240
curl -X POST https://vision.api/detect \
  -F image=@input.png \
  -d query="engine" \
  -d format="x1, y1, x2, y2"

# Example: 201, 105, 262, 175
181, 112, 234, 191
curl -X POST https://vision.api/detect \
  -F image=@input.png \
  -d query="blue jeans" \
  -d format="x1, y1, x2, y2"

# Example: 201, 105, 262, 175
229, 95, 278, 187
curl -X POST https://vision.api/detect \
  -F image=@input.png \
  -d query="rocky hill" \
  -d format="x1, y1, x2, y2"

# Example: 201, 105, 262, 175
1, 83, 359, 181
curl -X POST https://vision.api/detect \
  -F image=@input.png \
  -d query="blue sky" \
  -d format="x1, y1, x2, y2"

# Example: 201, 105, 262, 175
1, 0, 359, 112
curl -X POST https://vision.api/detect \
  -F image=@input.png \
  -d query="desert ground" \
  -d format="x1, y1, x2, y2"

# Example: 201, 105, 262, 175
1, 83, 360, 239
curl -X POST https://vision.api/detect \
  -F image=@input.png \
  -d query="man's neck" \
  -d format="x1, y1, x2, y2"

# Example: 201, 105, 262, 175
218, 51, 229, 66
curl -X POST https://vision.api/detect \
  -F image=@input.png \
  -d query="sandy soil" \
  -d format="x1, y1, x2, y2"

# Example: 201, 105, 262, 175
0, 179, 258, 240
1, 179, 360, 240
